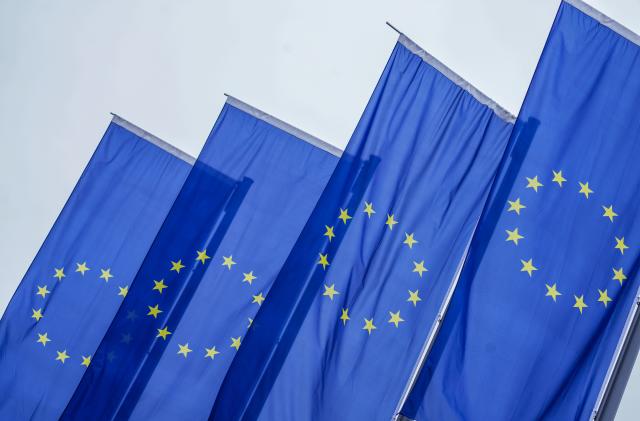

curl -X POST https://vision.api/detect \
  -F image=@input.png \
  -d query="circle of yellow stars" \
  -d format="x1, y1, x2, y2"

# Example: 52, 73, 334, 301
317, 200, 431, 336
32, 245, 262, 365
507, 170, 629, 315
32, 262, 125, 366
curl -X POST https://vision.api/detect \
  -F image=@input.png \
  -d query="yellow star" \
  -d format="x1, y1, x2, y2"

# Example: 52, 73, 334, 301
31, 308, 43, 321
230, 336, 241, 350
147, 304, 162, 318
407, 289, 422, 306
388, 311, 405, 328
322, 284, 340, 300
578, 182, 593, 199
157, 326, 171, 340
171, 260, 185, 273
153, 279, 168, 294
597, 289, 612, 307
520, 258, 538, 277
615, 237, 629, 254
403, 233, 418, 249
196, 249, 211, 264
507, 198, 526, 215
75, 262, 90, 275
252, 292, 265, 305
602, 205, 618, 223
318, 253, 330, 270
56, 350, 70, 363
53, 267, 65, 281
36, 332, 50, 346
242, 271, 256, 285
573, 295, 588, 314
99, 268, 113, 282
205, 346, 220, 360
552, 170, 566, 187
612, 267, 627, 285
324, 225, 335, 242
222, 256, 236, 270
118, 286, 129, 297
177, 343, 192, 358
545, 283, 562, 302
362, 318, 377, 335
385, 214, 398, 230
340, 308, 350, 325
413, 260, 427, 277
81, 355, 91, 367
505, 228, 524, 245
526, 176, 543, 192
338, 208, 352, 224
363, 202, 375, 218
36, 285, 50, 299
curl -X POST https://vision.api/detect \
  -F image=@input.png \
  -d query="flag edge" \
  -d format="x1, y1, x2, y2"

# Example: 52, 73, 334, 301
224, 94, 343, 158
110, 113, 197, 165
397, 34, 517, 125
564, 0, 640, 47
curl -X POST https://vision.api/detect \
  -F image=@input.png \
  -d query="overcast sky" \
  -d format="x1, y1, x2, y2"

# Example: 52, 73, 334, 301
1, 0, 639, 418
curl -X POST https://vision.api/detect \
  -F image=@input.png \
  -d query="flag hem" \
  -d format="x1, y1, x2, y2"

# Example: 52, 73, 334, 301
110, 113, 196, 165
397, 34, 516, 124
224, 95, 343, 158
564, 0, 640, 47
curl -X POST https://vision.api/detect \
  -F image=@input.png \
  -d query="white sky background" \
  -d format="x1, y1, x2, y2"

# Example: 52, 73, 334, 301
1, 0, 639, 417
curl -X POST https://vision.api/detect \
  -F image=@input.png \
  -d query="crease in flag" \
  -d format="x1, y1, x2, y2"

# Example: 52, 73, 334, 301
61, 98, 339, 420
0, 117, 193, 419
400, 1, 640, 419
211, 32, 514, 420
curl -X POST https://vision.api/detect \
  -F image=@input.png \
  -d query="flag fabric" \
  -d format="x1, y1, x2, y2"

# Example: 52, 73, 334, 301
212, 35, 514, 420
400, 1, 640, 420
0, 117, 193, 419
62, 98, 339, 420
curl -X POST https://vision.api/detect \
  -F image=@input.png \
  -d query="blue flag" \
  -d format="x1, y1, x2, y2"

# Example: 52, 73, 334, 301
62, 98, 339, 419
212, 35, 514, 420
0, 117, 193, 419
401, 1, 640, 419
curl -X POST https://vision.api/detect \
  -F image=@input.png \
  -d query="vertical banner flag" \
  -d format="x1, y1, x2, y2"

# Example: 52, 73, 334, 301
62, 98, 339, 420
401, 1, 640, 420
212, 34, 514, 420
0, 117, 193, 419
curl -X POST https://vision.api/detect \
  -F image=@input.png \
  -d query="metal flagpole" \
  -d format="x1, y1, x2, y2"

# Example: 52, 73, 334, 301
385, 22, 515, 421
591, 286, 640, 420
391, 226, 476, 421
556, 2, 640, 420
383, 25, 473, 420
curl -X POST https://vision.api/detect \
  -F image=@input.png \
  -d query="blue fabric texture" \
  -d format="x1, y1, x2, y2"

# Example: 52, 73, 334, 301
0, 122, 191, 419
402, 2, 640, 419
211, 41, 513, 420
62, 104, 338, 420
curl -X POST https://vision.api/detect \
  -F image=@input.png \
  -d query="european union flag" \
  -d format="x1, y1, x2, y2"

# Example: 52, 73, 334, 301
401, 1, 640, 419
62, 97, 338, 419
0, 116, 193, 419
212, 35, 513, 420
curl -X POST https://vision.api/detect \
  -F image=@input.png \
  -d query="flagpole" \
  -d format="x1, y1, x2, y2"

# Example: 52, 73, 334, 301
391, 227, 476, 421
591, 287, 640, 420
386, 21, 515, 421
382, 24, 459, 420
385, 21, 402, 35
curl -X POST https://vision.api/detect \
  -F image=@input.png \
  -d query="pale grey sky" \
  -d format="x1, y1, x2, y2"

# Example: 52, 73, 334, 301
1, 0, 639, 418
